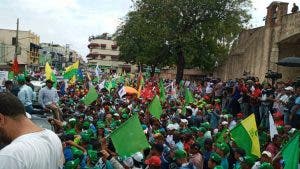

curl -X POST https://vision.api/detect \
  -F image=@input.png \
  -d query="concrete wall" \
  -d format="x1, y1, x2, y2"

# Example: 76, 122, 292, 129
0, 29, 40, 66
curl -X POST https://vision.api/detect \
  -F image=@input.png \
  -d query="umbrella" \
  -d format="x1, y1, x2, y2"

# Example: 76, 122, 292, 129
124, 86, 138, 94
276, 57, 300, 67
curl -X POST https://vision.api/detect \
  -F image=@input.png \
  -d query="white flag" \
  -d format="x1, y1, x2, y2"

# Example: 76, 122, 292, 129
118, 86, 126, 98
95, 64, 101, 77
98, 80, 105, 90
269, 112, 278, 141
171, 81, 177, 98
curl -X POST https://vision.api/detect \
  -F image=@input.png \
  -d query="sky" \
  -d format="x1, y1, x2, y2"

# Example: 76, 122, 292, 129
0, 0, 296, 59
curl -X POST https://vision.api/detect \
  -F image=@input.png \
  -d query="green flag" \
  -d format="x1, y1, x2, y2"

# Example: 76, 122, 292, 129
185, 88, 194, 104
159, 79, 166, 103
63, 61, 79, 79
230, 114, 261, 158
110, 114, 150, 157
82, 86, 98, 106
63, 69, 78, 79
51, 72, 57, 88
149, 95, 163, 119
282, 132, 299, 169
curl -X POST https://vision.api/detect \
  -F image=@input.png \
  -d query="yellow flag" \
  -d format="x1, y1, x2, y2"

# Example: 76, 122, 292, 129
45, 62, 52, 80
241, 114, 261, 157
65, 60, 79, 72
231, 114, 261, 158
69, 75, 76, 84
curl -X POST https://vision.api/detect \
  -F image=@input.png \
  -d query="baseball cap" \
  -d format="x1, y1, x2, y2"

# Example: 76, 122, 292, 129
261, 151, 272, 158
65, 158, 80, 169
88, 150, 98, 163
174, 149, 187, 160
259, 162, 273, 169
123, 157, 134, 167
210, 152, 221, 164
145, 156, 161, 166
132, 152, 144, 162
241, 155, 256, 167
284, 86, 293, 91
216, 142, 230, 154
17, 75, 25, 83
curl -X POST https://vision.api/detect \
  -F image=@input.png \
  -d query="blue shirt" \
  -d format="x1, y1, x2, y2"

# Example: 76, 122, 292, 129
295, 96, 300, 115
221, 157, 229, 169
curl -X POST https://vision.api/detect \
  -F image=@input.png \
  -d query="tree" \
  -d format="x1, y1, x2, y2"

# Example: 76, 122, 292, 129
115, 0, 252, 83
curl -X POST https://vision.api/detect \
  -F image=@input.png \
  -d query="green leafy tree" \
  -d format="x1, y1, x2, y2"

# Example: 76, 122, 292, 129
116, 0, 251, 82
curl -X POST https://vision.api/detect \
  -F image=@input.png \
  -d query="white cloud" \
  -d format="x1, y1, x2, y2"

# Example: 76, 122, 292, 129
0, 0, 297, 59
250, 0, 294, 27
0, 0, 132, 58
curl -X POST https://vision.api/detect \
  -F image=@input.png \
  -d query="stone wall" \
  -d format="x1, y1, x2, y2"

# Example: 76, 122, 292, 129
215, 27, 269, 81
160, 68, 205, 81
215, 2, 300, 82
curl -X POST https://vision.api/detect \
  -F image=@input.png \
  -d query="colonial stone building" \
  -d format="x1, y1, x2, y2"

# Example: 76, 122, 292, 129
215, 1, 300, 81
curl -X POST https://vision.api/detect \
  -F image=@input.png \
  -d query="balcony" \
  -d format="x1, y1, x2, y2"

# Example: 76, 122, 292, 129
88, 43, 100, 49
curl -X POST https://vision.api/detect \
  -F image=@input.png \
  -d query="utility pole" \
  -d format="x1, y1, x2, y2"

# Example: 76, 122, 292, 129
14, 18, 19, 58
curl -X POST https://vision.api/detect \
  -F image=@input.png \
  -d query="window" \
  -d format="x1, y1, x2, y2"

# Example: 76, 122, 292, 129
100, 44, 106, 49
12, 37, 16, 45
111, 44, 118, 50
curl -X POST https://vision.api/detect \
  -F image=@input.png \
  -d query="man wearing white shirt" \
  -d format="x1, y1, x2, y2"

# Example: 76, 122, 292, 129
38, 79, 62, 121
0, 92, 64, 169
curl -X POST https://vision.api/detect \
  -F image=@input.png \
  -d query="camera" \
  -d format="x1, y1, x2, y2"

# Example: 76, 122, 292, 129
265, 70, 282, 80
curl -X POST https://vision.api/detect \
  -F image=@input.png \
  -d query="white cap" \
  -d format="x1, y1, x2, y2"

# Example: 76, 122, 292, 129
180, 119, 188, 124
289, 128, 296, 134
186, 106, 192, 110
69, 118, 76, 122
221, 121, 228, 125
262, 151, 272, 158
123, 157, 134, 167
113, 113, 120, 117
285, 86, 294, 91
167, 124, 175, 130
173, 123, 180, 130
132, 152, 144, 162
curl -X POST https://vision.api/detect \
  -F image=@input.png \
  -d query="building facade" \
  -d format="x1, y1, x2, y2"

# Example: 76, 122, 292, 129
86, 33, 137, 73
214, 1, 300, 81
0, 29, 40, 70
39, 43, 80, 70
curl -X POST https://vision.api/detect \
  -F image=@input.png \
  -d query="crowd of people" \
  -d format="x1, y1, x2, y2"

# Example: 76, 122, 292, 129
0, 71, 299, 169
